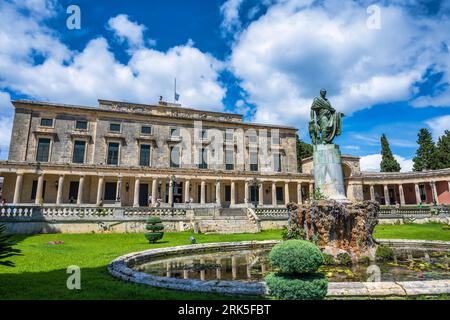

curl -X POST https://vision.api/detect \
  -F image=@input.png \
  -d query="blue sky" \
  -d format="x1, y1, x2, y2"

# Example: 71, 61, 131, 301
0, 0, 449, 172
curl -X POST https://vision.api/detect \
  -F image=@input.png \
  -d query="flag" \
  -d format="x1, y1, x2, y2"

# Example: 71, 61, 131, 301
175, 92, 180, 101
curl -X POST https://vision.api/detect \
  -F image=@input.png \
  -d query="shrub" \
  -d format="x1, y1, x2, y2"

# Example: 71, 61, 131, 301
375, 245, 394, 262
359, 256, 371, 265
336, 252, 352, 266
0, 224, 21, 267
322, 253, 335, 265
269, 240, 323, 274
281, 225, 306, 241
265, 272, 328, 300
144, 217, 164, 243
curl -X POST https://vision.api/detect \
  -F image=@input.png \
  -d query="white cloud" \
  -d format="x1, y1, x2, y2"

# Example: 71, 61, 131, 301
0, 2, 226, 111
425, 114, 450, 140
107, 14, 152, 48
360, 154, 413, 173
220, 0, 244, 36
0, 91, 13, 160
229, 1, 450, 127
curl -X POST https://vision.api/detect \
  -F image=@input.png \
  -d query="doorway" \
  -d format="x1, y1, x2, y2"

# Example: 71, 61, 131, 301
139, 184, 149, 207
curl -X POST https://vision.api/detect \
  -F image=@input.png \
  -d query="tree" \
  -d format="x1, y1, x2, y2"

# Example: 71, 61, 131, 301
296, 134, 313, 172
435, 130, 450, 169
413, 128, 437, 171
380, 134, 401, 172
0, 224, 21, 267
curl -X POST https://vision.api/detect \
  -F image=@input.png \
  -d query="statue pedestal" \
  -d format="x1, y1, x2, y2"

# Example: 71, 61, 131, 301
313, 144, 347, 201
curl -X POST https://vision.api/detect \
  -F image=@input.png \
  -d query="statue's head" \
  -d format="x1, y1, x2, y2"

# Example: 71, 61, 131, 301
320, 88, 327, 98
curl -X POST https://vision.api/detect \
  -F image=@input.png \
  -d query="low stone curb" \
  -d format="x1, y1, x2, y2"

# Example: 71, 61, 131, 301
108, 240, 450, 297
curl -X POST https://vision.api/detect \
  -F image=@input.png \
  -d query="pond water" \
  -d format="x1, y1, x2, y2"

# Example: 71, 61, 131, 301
134, 247, 450, 283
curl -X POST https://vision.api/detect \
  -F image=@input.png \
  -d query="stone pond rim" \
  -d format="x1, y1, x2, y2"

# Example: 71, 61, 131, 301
108, 240, 450, 298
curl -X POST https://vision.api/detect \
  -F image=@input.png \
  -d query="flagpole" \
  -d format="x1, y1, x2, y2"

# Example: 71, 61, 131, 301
174, 78, 176, 103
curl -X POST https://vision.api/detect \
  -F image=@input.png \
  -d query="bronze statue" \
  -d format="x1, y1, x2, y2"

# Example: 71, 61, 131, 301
309, 89, 344, 145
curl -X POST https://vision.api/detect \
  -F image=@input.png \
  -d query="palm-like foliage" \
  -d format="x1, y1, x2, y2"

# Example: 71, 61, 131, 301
0, 224, 21, 267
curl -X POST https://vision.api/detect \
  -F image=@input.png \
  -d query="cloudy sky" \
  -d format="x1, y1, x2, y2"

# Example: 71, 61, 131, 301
0, 0, 449, 172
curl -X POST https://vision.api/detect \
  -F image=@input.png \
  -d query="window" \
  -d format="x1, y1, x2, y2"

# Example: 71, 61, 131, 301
107, 142, 120, 165
69, 182, 79, 202
272, 135, 280, 145
139, 145, 151, 166
171, 127, 180, 137
36, 138, 51, 162
170, 146, 180, 168
419, 185, 427, 202
31, 180, 46, 200
273, 153, 282, 172
75, 120, 88, 130
250, 186, 259, 203
104, 182, 117, 201
109, 123, 121, 133
225, 150, 234, 170
198, 148, 208, 169
72, 140, 86, 164
225, 131, 233, 142
141, 126, 152, 135
276, 187, 283, 202
40, 118, 53, 127
199, 129, 208, 139
250, 151, 258, 172
249, 134, 257, 144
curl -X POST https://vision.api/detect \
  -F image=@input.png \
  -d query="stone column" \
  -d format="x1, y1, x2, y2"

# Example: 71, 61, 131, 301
215, 181, 221, 206
184, 179, 190, 204
133, 177, 140, 207
297, 183, 302, 204
258, 182, 264, 206
116, 176, 122, 204
309, 183, 314, 199
383, 185, 390, 205
200, 180, 206, 204
56, 175, 65, 205
399, 184, 405, 206
96, 176, 104, 206
13, 173, 23, 204
370, 185, 375, 201
244, 180, 249, 204
431, 181, 439, 205
152, 178, 157, 204
414, 183, 421, 205
168, 179, 174, 206
272, 182, 277, 206
231, 256, 237, 280
35, 174, 45, 205
77, 175, 85, 205
284, 182, 290, 205
230, 181, 236, 206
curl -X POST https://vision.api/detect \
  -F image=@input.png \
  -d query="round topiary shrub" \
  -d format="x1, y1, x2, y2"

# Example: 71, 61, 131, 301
269, 240, 324, 274
265, 272, 328, 300
144, 216, 164, 243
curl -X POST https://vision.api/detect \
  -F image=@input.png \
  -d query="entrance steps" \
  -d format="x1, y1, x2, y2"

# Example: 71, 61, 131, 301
194, 208, 260, 234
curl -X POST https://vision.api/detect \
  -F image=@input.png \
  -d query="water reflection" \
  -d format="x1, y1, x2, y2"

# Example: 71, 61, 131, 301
134, 248, 449, 283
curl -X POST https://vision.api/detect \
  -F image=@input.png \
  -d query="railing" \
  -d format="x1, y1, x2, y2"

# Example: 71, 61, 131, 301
0, 206, 35, 219
254, 207, 289, 217
123, 207, 186, 216
0, 205, 186, 222
379, 207, 432, 215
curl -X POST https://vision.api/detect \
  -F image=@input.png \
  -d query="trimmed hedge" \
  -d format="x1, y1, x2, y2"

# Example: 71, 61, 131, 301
265, 272, 328, 300
269, 240, 323, 274
144, 216, 164, 244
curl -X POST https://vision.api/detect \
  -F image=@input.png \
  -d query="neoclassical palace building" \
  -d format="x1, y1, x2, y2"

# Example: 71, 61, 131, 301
0, 99, 449, 209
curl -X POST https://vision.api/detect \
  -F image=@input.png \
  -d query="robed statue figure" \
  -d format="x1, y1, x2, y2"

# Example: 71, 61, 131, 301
309, 89, 344, 145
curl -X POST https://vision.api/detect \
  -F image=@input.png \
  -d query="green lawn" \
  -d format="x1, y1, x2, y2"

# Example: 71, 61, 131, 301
0, 224, 448, 300
374, 223, 450, 241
